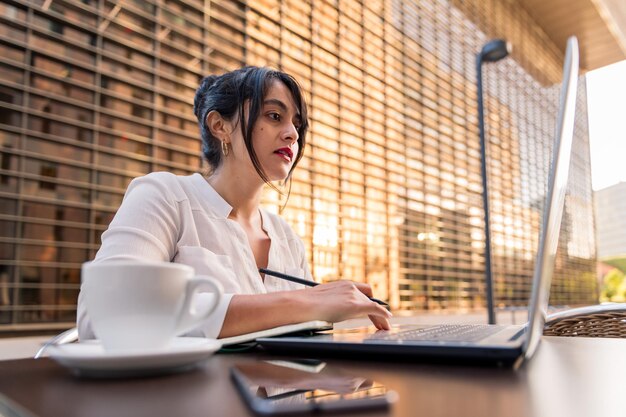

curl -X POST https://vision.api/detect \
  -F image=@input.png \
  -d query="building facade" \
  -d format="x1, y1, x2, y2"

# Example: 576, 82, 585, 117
595, 182, 626, 259
0, 0, 597, 331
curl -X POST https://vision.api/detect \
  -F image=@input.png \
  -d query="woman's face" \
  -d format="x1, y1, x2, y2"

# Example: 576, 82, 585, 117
230, 80, 302, 183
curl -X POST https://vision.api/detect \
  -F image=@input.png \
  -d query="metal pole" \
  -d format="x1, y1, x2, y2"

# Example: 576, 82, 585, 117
476, 55, 496, 325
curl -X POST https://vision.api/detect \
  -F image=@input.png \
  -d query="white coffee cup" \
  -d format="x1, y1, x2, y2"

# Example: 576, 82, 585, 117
81, 261, 224, 352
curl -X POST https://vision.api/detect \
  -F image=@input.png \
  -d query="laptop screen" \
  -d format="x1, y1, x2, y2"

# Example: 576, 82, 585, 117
524, 36, 579, 359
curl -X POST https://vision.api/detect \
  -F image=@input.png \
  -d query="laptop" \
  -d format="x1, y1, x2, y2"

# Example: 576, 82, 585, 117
258, 36, 580, 368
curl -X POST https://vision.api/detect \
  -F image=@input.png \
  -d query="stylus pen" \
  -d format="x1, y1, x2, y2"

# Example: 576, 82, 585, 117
259, 268, 389, 307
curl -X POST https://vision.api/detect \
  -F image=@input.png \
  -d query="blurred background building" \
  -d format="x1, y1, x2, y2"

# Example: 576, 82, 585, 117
595, 182, 626, 260
595, 182, 626, 302
0, 0, 624, 333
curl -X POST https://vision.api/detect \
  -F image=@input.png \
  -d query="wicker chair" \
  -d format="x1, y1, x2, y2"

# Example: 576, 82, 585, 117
543, 303, 626, 338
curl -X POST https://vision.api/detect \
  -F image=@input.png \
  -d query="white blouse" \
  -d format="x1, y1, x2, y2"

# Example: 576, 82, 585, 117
77, 172, 310, 340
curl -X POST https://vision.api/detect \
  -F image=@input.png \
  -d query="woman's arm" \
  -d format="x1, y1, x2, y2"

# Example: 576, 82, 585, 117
219, 280, 391, 338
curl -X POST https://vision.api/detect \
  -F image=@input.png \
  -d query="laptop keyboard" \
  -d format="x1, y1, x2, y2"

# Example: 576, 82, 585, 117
372, 324, 506, 343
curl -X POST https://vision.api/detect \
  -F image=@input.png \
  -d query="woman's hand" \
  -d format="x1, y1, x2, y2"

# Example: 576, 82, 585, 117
220, 280, 391, 338
304, 280, 392, 330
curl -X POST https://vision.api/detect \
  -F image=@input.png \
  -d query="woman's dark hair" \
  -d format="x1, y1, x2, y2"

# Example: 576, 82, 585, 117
193, 66, 308, 189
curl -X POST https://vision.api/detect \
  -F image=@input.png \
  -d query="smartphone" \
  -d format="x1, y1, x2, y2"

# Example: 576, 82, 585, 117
230, 360, 398, 415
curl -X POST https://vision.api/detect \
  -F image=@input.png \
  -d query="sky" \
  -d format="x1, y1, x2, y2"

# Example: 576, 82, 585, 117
586, 59, 626, 191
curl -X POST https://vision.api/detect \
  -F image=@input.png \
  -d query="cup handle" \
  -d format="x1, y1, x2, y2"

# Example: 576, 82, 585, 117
175, 275, 224, 335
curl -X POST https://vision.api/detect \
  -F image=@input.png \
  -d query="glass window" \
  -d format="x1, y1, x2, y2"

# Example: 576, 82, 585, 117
115, 9, 155, 33
161, 7, 202, 38
99, 95, 131, 114
22, 223, 88, 243
23, 179, 91, 203
0, 3, 26, 22
47, 1, 98, 28
96, 172, 133, 190
29, 116, 93, 143
0, 198, 17, 216
0, 86, 22, 106
161, 44, 194, 64
93, 190, 124, 208
23, 158, 91, 183
155, 130, 200, 153
32, 55, 95, 84
158, 76, 195, 96
160, 112, 187, 130
100, 76, 153, 102
30, 74, 93, 104
101, 40, 154, 69
98, 133, 150, 156
207, 22, 245, 59
0, 109, 21, 127
30, 95, 94, 124
103, 21, 153, 51
22, 202, 88, 223
0, 43, 25, 64
156, 95, 190, 114
0, 137, 18, 191
158, 112, 197, 134
30, 34, 95, 65
0, 20, 26, 42
18, 244, 89, 263
159, 61, 200, 85
156, 148, 199, 167
165, 30, 202, 55
128, 0, 155, 14
0, 243, 15, 260
25, 137, 91, 162
0, 221, 15, 238
99, 115, 152, 138
97, 152, 150, 173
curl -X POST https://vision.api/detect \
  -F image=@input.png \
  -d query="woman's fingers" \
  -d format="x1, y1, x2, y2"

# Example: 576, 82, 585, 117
365, 300, 392, 320
308, 280, 391, 325
369, 314, 391, 330
351, 282, 391, 318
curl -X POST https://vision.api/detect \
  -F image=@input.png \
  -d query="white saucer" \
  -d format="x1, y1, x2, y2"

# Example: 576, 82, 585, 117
48, 337, 222, 378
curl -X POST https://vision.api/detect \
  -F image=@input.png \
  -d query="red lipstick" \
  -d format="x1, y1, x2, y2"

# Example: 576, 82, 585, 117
274, 147, 293, 161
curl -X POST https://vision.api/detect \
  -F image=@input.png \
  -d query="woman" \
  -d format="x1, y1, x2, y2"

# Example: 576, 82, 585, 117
77, 66, 391, 340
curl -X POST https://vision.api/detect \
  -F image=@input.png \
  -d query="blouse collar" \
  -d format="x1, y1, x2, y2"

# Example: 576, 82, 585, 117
190, 174, 276, 238
190, 173, 233, 218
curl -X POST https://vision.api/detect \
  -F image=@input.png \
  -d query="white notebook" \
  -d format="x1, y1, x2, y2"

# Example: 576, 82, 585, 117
219, 320, 333, 346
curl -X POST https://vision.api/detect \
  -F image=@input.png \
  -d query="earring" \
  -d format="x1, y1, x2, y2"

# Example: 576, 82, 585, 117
221, 141, 229, 157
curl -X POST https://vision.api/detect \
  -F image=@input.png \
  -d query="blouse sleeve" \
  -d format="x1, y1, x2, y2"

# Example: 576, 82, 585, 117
93, 174, 181, 263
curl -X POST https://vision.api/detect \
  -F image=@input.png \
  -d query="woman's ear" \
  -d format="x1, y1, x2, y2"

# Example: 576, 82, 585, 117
206, 110, 231, 142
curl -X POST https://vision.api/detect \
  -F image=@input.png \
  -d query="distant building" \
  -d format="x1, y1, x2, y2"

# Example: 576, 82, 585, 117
595, 182, 626, 259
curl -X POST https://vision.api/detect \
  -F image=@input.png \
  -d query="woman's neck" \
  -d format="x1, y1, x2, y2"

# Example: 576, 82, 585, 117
206, 168, 264, 221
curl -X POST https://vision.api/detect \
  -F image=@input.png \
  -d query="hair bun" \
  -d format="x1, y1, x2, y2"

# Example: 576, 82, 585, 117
193, 75, 221, 119
200, 74, 220, 90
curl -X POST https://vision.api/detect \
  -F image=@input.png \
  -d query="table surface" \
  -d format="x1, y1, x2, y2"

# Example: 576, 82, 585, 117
1, 335, 625, 417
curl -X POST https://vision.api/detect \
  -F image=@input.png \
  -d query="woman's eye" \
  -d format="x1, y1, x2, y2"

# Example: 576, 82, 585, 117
268, 112, 280, 121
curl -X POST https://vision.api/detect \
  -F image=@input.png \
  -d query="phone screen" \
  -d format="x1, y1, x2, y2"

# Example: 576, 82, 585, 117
231, 360, 397, 415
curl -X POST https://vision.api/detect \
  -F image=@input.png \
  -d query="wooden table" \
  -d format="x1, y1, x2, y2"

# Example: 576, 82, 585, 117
1, 336, 624, 417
